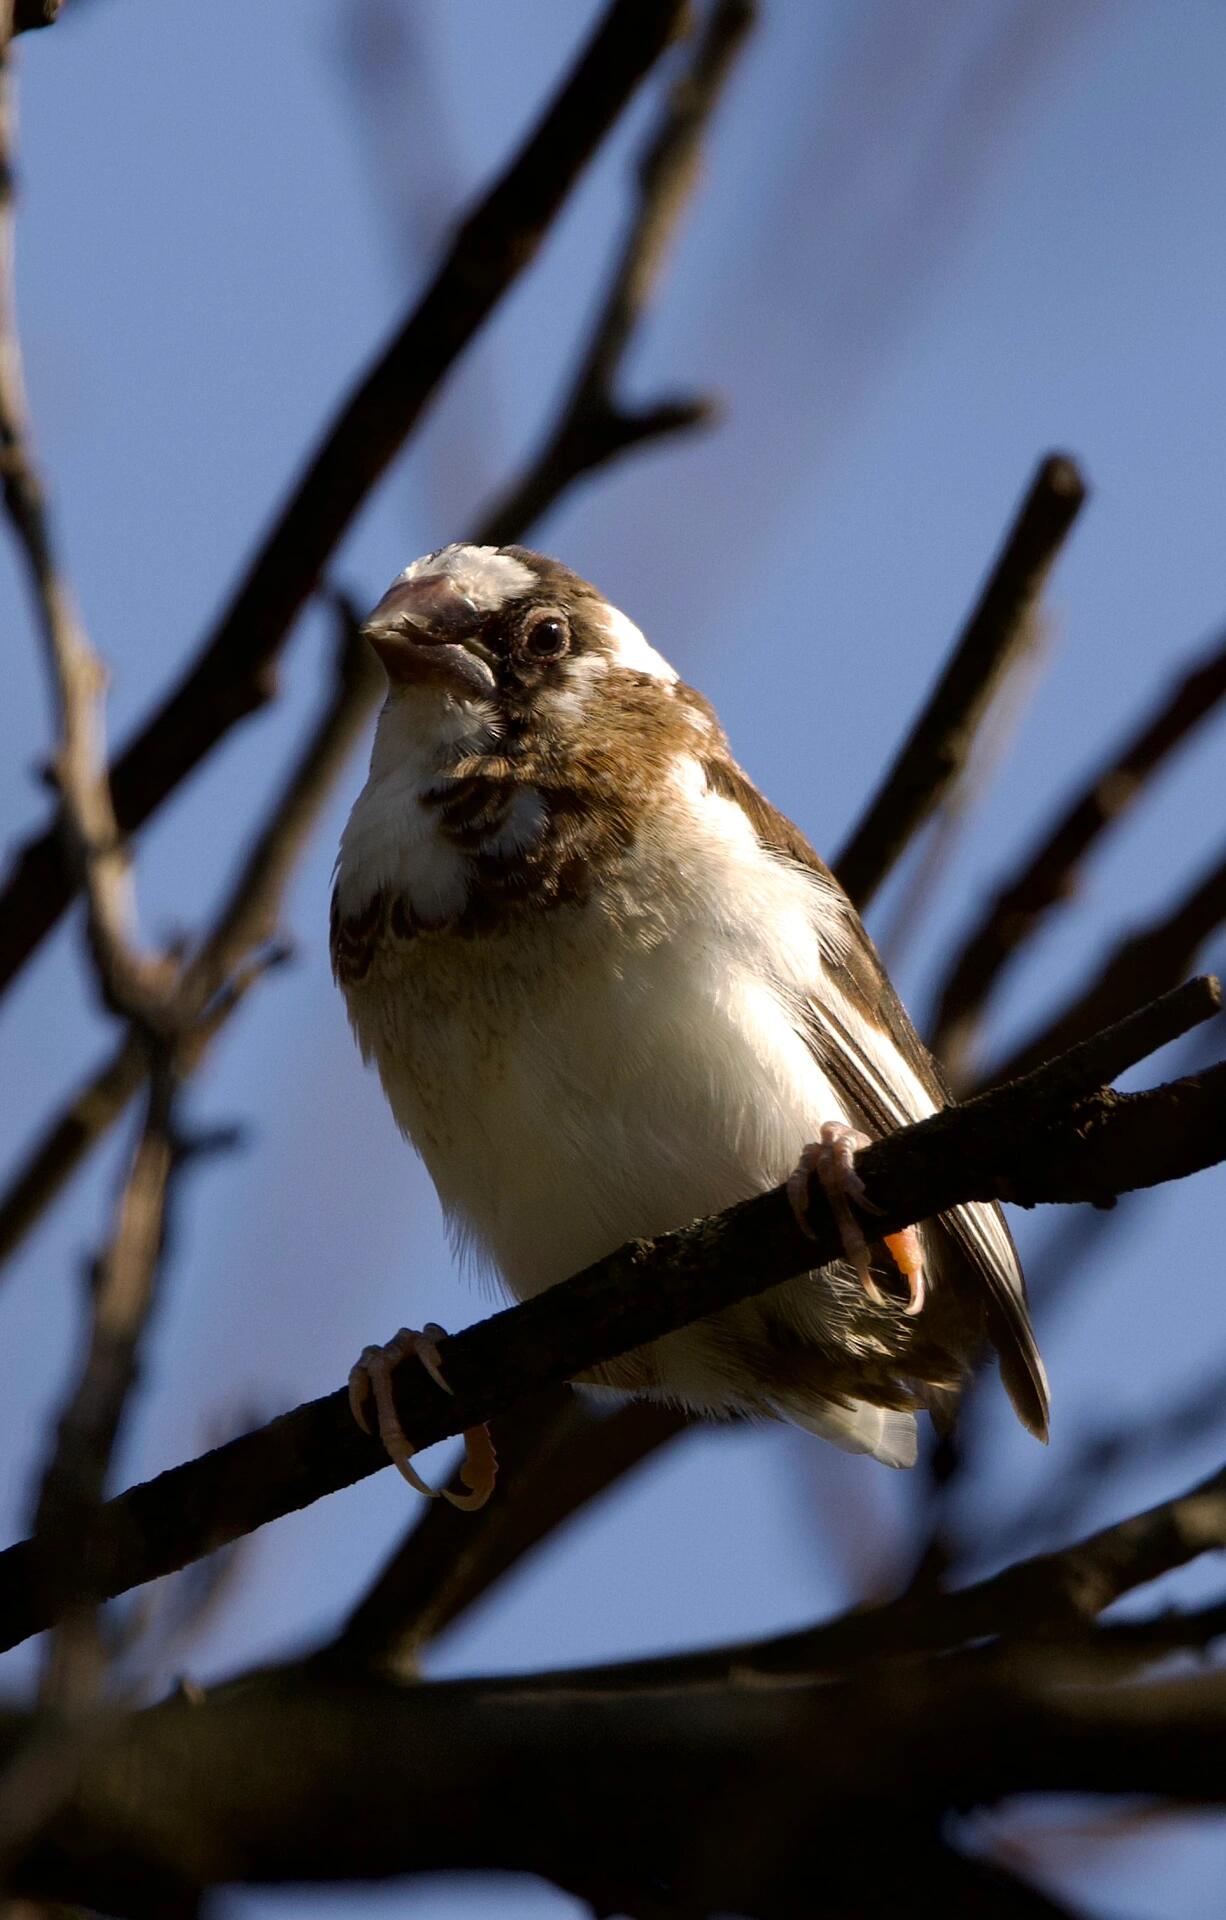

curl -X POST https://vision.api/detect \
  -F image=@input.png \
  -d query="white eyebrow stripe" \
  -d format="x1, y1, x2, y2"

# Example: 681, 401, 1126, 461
402, 545, 536, 612
599, 602, 678, 683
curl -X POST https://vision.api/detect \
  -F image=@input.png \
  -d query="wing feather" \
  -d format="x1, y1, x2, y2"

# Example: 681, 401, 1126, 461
701, 752, 1050, 1440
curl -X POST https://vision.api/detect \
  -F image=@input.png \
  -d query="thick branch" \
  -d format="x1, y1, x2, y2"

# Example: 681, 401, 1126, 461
933, 624, 1226, 1078
6, 1652, 1226, 1912
834, 453, 1087, 911
0, 977, 1219, 1655
0, 0, 686, 1001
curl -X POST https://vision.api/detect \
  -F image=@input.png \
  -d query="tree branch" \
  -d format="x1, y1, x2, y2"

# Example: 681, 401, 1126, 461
0, 0, 687, 1002
983, 839, 1226, 1089
329, 1393, 692, 1673
30, 1064, 178, 1709
0, 604, 377, 1274
933, 624, 1226, 1080
5, 1646, 1226, 1912
477, 0, 754, 545
0, 6, 169, 1027
13, 0, 61, 32
834, 453, 1087, 912
0, 976, 1219, 1656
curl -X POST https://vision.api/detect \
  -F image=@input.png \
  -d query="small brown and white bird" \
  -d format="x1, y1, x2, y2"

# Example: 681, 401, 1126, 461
333, 544, 1049, 1504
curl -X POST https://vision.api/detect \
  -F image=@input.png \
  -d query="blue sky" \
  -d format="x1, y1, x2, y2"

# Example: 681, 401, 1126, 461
2, 3, 1226, 1915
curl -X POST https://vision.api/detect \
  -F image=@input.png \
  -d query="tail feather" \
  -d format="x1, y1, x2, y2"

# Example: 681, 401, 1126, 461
773, 1391, 918, 1469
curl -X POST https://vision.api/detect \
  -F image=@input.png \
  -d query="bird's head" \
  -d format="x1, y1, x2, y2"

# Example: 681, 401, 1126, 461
361, 543, 680, 753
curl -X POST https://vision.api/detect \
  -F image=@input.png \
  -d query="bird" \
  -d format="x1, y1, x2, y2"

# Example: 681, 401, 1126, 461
332, 543, 1049, 1506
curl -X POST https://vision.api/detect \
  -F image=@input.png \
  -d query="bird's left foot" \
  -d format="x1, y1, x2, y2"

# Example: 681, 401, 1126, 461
788, 1123, 927, 1316
348, 1324, 498, 1511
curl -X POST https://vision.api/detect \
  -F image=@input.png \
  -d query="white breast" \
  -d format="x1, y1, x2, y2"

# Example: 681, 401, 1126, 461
340, 750, 861, 1306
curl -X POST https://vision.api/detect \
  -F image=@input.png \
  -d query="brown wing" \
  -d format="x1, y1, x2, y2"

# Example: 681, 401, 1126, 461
701, 753, 1049, 1441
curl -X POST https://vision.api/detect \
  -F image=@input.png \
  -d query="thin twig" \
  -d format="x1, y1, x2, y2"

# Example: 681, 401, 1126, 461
478, 0, 754, 544
0, 7, 182, 1719
0, 609, 379, 1275
0, 977, 1220, 1655
933, 625, 1226, 1081
876, 609, 1049, 970
0, 0, 687, 1003
982, 840, 1226, 1089
31, 1067, 179, 1709
0, 10, 167, 1026
834, 453, 1087, 912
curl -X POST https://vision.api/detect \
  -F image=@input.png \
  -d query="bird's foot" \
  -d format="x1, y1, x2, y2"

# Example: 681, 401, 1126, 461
788, 1123, 927, 1316
348, 1323, 497, 1511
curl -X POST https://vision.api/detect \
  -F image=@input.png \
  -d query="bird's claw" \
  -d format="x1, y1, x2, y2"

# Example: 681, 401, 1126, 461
348, 1325, 496, 1510
788, 1122, 927, 1315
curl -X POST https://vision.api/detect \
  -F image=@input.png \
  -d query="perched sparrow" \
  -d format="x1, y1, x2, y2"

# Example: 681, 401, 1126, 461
333, 544, 1049, 1502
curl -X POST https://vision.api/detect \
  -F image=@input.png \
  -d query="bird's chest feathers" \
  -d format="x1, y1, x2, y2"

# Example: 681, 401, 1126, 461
335, 743, 852, 1287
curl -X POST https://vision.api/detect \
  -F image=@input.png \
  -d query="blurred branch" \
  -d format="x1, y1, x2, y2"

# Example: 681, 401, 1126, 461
30, 1066, 178, 1709
933, 625, 1226, 1081
6, 1643, 1226, 1911
0, 975, 1221, 1654
13, 0, 61, 30
834, 453, 1087, 912
328, 1393, 691, 1673
544, 1446, 1226, 1692
984, 1359, 1226, 1569
0, 605, 378, 1276
0, 8, 168, 1027
478, 0, 755, 544
876, 614, 1048, 971
0, 2, 182, 1717
0, 0, 687, 1002
984, 840, 1226, 1088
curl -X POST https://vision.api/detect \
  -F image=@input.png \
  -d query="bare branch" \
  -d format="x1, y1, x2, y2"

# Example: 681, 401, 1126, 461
6, 1645, 1226, 1912
330, 1394, 691, 1673
478, 0, 755, 544
12, 0, 61, 31
479, 1448, 1226, 1691
984, 839, 1226, 1088
0, 977, 1220, 1655
933, 625, 1226, 1080
0, 12, 168, 1025
0, 0, 687, 1001
0, 605, 377, 1275
29, 1067, 178, 1709
834, 453, 1087, 912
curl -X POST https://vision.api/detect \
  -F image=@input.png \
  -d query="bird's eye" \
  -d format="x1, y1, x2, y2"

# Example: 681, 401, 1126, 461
521, 609, 570, 660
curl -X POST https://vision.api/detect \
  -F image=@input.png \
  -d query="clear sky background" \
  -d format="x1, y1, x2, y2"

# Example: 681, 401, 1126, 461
2, 3, 1226, 1916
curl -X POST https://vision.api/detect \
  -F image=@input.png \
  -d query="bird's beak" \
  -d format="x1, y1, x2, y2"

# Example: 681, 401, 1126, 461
362, 573, 497, 699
